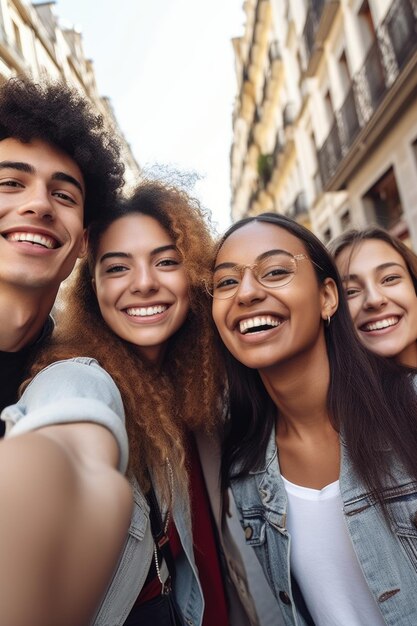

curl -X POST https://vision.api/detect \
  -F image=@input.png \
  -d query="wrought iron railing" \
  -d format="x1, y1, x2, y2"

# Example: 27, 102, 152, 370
336, 85, 360, 154
318, 120, 342, 186
318, 0, 417, 187
303, 0, 326, 59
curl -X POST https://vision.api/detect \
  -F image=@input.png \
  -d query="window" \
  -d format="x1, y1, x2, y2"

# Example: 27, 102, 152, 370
362, 167, 403, 232
12, 21, 22, 55
340, 209, 351, 230
322, 227, 332, 243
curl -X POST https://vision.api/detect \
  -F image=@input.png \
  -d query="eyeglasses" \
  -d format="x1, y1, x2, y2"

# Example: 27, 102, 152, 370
207, 252, 309, 300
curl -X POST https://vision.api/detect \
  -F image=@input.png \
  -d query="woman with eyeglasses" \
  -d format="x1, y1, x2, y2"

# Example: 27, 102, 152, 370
329, 227, 417, 368
209, 213, 417, 626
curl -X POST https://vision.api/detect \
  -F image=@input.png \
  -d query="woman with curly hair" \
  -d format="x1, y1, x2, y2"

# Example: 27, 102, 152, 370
329, 227, 417, 367
27, 179, 258, 626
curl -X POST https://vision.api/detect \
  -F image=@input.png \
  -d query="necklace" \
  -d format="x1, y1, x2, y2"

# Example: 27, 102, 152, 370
153, 458, 174, 593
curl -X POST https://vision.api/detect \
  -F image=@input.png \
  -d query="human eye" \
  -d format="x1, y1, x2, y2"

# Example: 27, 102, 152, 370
105, 264, 128, 274
0, 179, 24, 189
52, 190, 78, 205
213, 274, 240, 293
344, 284, 360, 298
261, 258, 295, 284
156, 257, 181, 268
382, 274, 401, 285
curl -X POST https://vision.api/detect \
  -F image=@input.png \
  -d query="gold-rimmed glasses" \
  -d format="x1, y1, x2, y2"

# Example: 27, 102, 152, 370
207, 252, 309, 300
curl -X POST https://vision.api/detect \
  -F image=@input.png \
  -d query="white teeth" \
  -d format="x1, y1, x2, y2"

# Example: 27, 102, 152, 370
363, 316, 399, 332
239, 315, 281, 334
6, 231, 57, 249
126, 305, 168, 317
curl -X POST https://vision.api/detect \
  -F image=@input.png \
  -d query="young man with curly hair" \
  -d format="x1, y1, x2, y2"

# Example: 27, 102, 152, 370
0, 77, 132, 626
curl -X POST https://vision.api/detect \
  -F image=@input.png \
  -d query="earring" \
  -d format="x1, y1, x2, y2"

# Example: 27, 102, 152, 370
325, 315, 331, 327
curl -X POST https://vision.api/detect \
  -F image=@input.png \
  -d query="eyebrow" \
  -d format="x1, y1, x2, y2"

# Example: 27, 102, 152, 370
341, 262, 405, 282
99, 244, 178, 264
213, 248, 293, 273
0, 161, 34, 174
52, 172, 84, 196
0, 161, 84, 196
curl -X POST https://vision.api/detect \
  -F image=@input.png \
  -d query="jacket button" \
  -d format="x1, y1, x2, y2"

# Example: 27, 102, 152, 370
279, 591, 291, 605
244, 525, 253, 540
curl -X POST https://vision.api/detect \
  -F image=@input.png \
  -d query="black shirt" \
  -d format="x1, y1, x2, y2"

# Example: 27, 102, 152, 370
0, 317, 53, 437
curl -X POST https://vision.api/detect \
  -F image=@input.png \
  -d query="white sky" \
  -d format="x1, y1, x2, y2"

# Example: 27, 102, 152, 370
56, 0, 245, 233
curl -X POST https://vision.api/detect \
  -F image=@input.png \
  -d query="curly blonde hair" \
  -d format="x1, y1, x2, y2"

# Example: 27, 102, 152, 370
30, 179, 226, 499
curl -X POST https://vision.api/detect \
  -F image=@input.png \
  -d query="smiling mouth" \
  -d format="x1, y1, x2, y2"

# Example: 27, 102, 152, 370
3, 231, 59, 249
125, 305, 168, 317
360, 316, 400, 332
239, 315, 282, 334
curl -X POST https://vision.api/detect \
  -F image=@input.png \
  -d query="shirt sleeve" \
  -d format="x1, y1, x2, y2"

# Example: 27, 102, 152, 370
1, 357, 129, 473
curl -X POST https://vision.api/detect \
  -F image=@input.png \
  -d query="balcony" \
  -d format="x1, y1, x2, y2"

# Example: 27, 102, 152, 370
269, 40, 282, 64
283, 101, 296, 127
354, 39, 386, 126
240, 0, 270, 89
257, 153, 274, 189
317, 0, 417, 190
317, 120, 342, 187
292, 192, 309, 218
303, 0, 340, 77
336, 85, 360, 154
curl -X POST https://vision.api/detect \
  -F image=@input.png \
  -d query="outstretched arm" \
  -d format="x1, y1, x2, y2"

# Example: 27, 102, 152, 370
0, 424, 132, 626
0, 358, 133, 626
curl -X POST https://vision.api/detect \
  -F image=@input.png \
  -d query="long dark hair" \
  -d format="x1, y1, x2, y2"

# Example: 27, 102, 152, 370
219, 213, 417, 507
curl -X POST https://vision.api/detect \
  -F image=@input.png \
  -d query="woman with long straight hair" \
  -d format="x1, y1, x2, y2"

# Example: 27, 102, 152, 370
329, 226, 417, 367
210, 212, 417, 626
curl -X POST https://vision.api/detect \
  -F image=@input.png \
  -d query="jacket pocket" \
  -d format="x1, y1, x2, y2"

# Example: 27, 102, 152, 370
240, 511, 267, 547
385, 483, 417, 573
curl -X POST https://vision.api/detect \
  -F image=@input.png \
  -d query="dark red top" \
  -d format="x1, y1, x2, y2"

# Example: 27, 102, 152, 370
135, 520, 182, 604
187, 433, 230, 626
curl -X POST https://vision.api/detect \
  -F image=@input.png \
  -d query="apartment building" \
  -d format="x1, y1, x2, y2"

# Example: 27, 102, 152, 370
0, 0, 140, 187
231, 0, 417, 247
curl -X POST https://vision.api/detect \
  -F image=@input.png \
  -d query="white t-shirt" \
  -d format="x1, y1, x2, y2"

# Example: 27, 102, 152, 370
283, 476, 385, 626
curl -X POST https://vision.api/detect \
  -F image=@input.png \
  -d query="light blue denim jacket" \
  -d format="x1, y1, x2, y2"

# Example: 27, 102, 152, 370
93, 476, 205, 626
2, 357, 258, 626
231, 427, 417, 626
1, 357, 129, 472
1, 357, 205, 626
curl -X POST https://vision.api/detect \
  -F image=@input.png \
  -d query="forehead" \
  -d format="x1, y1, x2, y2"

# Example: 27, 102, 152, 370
98, 213, 173, 251
217, 221, 307, 263
337, 239, 406, 273
0, 137, 84, 184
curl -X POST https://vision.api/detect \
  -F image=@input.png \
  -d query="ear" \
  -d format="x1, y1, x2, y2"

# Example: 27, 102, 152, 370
91, 277, 97, 295
77, 230, 88, 259
320, 277, 338, 322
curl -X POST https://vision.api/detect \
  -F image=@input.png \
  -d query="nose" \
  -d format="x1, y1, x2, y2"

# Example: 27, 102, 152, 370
129, 265, 159, 295
236, 268, 266, 305
17, 184, 55, 221
363, 283, 387, 310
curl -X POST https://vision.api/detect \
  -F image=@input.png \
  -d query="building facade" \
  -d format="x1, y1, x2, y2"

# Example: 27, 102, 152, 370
231, 0, 417, 247
0, 0, 140, 187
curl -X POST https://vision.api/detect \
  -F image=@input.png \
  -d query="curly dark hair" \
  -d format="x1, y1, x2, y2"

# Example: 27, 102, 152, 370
0, 76, 125, 225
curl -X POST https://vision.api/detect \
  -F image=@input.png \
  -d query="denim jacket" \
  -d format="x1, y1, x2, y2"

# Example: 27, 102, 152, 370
93, 476, 205, 626
95, 434, 260, 626
230, 428, 417, 626
2, 357, 258, 626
